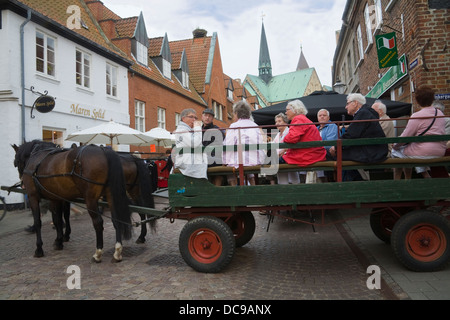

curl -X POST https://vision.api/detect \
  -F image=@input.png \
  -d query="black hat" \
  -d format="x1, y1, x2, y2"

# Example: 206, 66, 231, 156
203, 109, 215, 116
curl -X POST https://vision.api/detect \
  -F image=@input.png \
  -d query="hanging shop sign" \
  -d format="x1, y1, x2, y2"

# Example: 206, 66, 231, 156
29, 86, 56, 118
376, 32, 399, 69
367, 54, 408, 99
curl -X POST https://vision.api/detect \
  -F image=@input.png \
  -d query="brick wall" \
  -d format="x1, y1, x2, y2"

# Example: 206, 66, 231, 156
342, 0, 449, 112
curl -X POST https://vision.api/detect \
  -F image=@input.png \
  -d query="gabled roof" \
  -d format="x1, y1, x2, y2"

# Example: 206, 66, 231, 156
169, 34, 214, 94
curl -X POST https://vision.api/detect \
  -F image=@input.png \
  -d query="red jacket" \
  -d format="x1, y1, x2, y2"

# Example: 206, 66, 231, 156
282, 114, 326, 166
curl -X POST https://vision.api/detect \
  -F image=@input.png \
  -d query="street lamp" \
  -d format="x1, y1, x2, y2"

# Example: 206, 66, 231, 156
333, 78, 347, 94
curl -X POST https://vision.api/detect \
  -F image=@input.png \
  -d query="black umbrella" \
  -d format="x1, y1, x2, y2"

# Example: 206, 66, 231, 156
252, 91, 412, 125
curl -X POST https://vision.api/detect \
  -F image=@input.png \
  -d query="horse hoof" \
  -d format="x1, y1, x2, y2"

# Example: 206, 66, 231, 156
34, 250, 44, 258
135, 237, 145, 244
91, 257, 102, 263
53, 244, 64, 250
63, 236, 70, 242
111, 257, 122, 263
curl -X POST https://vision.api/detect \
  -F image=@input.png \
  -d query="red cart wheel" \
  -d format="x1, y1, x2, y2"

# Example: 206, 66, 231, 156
391, 210, 450, 272
179, 216, 235, 273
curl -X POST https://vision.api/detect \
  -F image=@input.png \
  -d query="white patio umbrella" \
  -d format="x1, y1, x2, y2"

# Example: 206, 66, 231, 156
66, 120, 153, 146
144, 127, 175, 148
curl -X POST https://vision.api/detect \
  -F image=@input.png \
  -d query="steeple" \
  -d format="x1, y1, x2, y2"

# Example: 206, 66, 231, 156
296, 45, 310, 71
258, 22, 272, 83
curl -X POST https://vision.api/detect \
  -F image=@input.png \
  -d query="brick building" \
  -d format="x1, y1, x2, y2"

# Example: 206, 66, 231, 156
332, 0, 450, 111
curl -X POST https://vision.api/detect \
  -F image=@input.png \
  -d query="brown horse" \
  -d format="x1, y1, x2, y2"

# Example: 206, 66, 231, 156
12, 140, 132, 262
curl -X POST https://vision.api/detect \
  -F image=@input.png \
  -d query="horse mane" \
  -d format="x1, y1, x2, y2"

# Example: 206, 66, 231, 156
14, 140, 60, 171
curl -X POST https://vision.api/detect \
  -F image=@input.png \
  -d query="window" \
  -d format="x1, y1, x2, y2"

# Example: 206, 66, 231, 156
36, 31, 56, 76
356, 24, 364, 65
76, 49, 91, 88
227, 88, 234, 100
162, 59, 171, 79
157, 107, 166, 129
347, 51, 353, 78
182, 71, 189, 88
374, 0, 383, 31
43, 129, 63, 146
135, 100, 145, 132
136, 42, 148, 66
364, 3, 374, 50
106, 63, 117, 97
212, 101, 223, 121
175, 113, 181, 127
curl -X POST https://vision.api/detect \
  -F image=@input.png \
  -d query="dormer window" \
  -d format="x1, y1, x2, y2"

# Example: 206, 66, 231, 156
182, 71, 189, 88
162, 58, 171, 79
136, 42, 148, 66
131, 12, 149, 66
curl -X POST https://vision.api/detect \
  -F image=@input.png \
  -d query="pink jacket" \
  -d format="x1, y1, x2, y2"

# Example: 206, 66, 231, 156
401, 107, 447, 157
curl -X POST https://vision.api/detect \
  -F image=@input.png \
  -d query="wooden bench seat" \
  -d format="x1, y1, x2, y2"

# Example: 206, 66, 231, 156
201, 156, 450, 175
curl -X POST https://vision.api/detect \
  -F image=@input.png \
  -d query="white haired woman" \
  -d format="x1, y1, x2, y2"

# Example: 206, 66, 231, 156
280, 99, 326, 166
223, 101, 265, 186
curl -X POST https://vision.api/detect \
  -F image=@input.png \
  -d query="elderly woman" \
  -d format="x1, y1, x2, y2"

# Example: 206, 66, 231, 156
172, 108, 208, 179
280, 100, 326, 166
272, 113, 300, 184
392, 85, 446, 179
223, 101, 265, 186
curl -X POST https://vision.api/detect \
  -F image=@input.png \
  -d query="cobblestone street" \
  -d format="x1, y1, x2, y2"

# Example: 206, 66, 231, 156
0, 195, 402, 301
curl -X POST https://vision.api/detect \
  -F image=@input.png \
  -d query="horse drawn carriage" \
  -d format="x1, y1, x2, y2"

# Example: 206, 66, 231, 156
3, 120, 450, 274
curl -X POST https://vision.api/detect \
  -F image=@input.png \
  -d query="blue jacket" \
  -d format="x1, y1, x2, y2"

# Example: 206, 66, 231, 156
317, 122, 338, 150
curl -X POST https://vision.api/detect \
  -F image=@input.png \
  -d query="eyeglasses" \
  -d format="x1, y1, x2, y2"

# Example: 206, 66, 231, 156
286, 107, 293, 112
185, 115, 198, 120
346, 101, 355, 106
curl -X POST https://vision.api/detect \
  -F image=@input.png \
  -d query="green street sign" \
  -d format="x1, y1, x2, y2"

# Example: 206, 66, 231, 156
367, 54, 408, 98
376, 32, 398, 69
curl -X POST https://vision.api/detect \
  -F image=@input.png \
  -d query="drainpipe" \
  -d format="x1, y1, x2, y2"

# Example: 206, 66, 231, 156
20, 9, 31, 143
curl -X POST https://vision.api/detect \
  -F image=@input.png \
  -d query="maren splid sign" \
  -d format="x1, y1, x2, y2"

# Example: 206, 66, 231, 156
34, 95, 56, 113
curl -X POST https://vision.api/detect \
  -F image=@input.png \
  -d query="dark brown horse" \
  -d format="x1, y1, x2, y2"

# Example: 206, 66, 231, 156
119, 153, 156, 243
13, 140, 132, 262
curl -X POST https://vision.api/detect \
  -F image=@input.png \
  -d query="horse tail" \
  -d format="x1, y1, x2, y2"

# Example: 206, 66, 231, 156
136, 159, 155, 208
104, 149, 132, 240
135, 159, 157, 232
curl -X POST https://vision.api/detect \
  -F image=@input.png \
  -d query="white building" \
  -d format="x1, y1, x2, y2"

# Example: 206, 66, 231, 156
0, 0, 131, 205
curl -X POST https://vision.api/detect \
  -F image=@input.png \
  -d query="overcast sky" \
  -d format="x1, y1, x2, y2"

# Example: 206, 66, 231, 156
101, 0, 346, 87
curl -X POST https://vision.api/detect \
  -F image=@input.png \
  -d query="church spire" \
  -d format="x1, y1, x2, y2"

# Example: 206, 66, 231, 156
296, 45, 310, 71
258, 21, 272, 83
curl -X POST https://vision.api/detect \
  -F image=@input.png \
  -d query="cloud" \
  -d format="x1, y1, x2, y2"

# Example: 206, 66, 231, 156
102, 0, 345, 86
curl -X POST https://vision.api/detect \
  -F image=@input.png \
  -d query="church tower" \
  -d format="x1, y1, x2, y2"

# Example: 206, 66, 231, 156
296, 46, 310, 71
258, 22, 272, 83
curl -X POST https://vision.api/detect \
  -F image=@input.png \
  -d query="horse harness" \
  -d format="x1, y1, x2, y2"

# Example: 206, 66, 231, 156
24, 145, 107, 193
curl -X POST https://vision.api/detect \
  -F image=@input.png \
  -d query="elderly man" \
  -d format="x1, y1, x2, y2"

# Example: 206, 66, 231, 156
372, 100, 395, 156
328, 94, 388, 180
173, 108, 208, 179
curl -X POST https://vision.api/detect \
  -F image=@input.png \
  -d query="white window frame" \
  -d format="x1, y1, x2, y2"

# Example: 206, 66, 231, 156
181, 71, 189, 88
135, 100, 145, 132
106, 63, 118, 97
136, 42, 148, 66
36, 31, 56, 77
364, 3, 374, 52
162, 59, 171, 79
374, 0, 383, 34
175, 113, 181, 127
76, 49, 91, 88
157, 107, 166, 129
213, 101, 223, 121
356, 24, 364, 67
